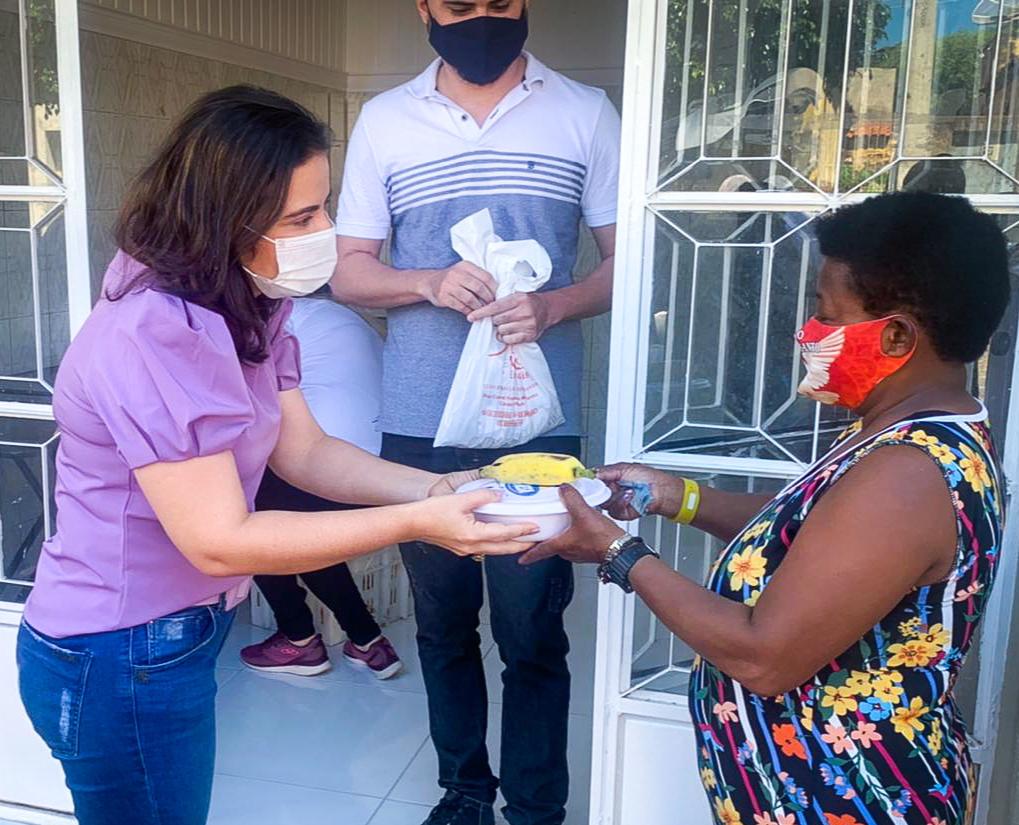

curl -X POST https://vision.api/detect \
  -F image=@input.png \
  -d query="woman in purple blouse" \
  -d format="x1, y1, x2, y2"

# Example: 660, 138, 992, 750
15, 86, 532, 825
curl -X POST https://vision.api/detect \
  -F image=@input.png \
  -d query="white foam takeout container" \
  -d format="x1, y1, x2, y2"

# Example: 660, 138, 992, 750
456, 477, 612, 542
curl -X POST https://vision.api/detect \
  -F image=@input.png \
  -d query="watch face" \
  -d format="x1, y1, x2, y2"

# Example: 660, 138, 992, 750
600, 538, 657, 592
620, 538, 645, 555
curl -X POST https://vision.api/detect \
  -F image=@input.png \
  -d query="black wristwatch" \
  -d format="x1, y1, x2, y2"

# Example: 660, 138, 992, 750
598, 535, 660, 593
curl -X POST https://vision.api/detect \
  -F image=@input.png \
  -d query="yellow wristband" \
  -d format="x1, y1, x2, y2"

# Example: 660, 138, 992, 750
671, 478, 701, 525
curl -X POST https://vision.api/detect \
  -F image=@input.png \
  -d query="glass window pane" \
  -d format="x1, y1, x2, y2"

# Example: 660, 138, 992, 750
641, 208, 1016, 466
38, 207, 68, 385
988, 11, 1019, 182
658, 1, 1019, 195
633, 212, 1018, 699
0, 158, 61, 188
629, 472, 786, 696
0, 203, 69, 402
899, 5, 995, 159
841, 1, 1019, 194
0, 5, 26, 158
659, 0, 885, 193
980, 216, 1019, 450
837, 0, 908, 193
0, 0, 62, 179
26, 0, 61, 179
642, 209, 851, 464
0, 418, 57, 602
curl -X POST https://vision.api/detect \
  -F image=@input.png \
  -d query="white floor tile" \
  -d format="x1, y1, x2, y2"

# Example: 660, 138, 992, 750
367, 799, 431, 825
388, 707, 593, 825
216, 619, 267, 671
385, 739, 446, 806
216, 668, 240, 690
211, 572, 597, 824
215, 670, 430, 797
208, 774, 381, 825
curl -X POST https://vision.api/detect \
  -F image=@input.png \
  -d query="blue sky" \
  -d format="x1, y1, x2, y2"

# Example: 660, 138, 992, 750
879, 0, 990, 48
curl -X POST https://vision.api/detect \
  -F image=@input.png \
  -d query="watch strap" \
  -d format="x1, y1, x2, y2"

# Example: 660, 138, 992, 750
598, 537, 659, 593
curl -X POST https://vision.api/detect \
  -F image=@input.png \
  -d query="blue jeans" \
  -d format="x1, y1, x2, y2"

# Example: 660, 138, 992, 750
381, 434, 578, 825
17, 603, 236, 825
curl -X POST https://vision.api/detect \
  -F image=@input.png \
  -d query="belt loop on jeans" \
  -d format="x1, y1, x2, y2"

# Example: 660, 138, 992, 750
217, 593, 227, 611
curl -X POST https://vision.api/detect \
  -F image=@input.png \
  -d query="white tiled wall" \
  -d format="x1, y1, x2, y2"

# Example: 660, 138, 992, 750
81, 31, 346, 298
87, 0, 347, 74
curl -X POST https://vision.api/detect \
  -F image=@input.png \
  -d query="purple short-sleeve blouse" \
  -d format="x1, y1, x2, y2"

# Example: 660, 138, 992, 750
24, 252, 301, 638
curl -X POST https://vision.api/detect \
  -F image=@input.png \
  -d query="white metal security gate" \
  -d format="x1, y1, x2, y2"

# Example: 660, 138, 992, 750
592, 1, 1019, 823
0, 0, 89, 819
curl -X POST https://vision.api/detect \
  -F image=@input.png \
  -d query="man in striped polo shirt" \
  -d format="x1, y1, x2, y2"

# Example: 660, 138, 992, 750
332, 2, 619, 823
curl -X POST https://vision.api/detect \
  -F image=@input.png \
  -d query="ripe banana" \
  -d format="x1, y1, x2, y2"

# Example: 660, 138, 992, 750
479, 453, 595, 486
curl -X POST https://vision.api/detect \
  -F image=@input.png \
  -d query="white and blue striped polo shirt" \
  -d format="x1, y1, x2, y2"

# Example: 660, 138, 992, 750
336, 52, 621, 439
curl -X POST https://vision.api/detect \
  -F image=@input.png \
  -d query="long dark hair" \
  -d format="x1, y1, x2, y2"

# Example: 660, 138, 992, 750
111, 85, 332, 363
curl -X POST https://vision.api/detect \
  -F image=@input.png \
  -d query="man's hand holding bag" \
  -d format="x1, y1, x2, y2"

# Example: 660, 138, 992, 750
433, 208, 565, 449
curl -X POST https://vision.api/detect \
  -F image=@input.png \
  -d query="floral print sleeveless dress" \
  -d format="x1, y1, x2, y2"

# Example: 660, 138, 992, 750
690, 412, 1004, 825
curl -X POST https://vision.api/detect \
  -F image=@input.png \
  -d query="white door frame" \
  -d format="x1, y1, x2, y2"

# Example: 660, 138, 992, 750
0, 0, 90, 584
0, 0, 89, 820
591, 1, 1019, 823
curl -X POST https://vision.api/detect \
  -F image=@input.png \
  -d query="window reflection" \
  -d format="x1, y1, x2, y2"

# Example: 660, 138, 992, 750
629, 473, 785, 696
660, 0, 1019, 195
643, 209, 854, 464
0, 419, 57, 601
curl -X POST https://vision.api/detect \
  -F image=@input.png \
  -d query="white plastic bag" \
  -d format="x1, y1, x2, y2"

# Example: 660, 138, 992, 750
433, 209, 565, 449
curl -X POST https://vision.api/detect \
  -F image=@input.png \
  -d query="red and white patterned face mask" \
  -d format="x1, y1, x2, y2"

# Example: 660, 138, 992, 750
795, 316, 916, 409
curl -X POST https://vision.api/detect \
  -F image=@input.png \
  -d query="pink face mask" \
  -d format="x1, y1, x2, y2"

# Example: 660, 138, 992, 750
795, 316, 916, 409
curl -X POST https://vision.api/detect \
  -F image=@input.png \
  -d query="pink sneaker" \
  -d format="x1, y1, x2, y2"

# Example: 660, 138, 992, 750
342, 636, 402, 680
240, 632, 332, 676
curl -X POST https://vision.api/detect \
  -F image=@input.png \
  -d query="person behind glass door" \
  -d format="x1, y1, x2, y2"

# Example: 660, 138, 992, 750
241, 288, 404, 680
506, 193, 1010, 825
901, 153, 966, 195
15, 85, 536, 825
332, 2, 621, 823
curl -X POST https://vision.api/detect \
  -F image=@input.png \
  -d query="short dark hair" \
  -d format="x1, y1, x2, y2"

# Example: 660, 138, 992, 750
814, 192, 1011, 363
112, 85, 332, 363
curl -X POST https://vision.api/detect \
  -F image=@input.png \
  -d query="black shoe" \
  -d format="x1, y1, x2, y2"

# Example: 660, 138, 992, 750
421, 791, 495, 825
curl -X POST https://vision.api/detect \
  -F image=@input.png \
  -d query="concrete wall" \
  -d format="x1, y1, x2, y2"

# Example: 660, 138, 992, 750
78, 0, 350, 297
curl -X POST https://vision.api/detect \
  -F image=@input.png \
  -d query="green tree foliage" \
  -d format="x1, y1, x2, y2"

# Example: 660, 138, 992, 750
874, 29, 986, 115
664, 0, 893, 117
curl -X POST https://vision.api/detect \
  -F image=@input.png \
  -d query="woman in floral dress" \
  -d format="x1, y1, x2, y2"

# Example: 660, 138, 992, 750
519, 192, 1010, 825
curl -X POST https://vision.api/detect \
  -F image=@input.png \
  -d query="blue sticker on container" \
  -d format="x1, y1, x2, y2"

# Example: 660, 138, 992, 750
505, 483, 541, 497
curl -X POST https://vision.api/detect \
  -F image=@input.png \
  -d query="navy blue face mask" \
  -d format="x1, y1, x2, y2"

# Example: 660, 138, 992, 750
428, 9, 529, 86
